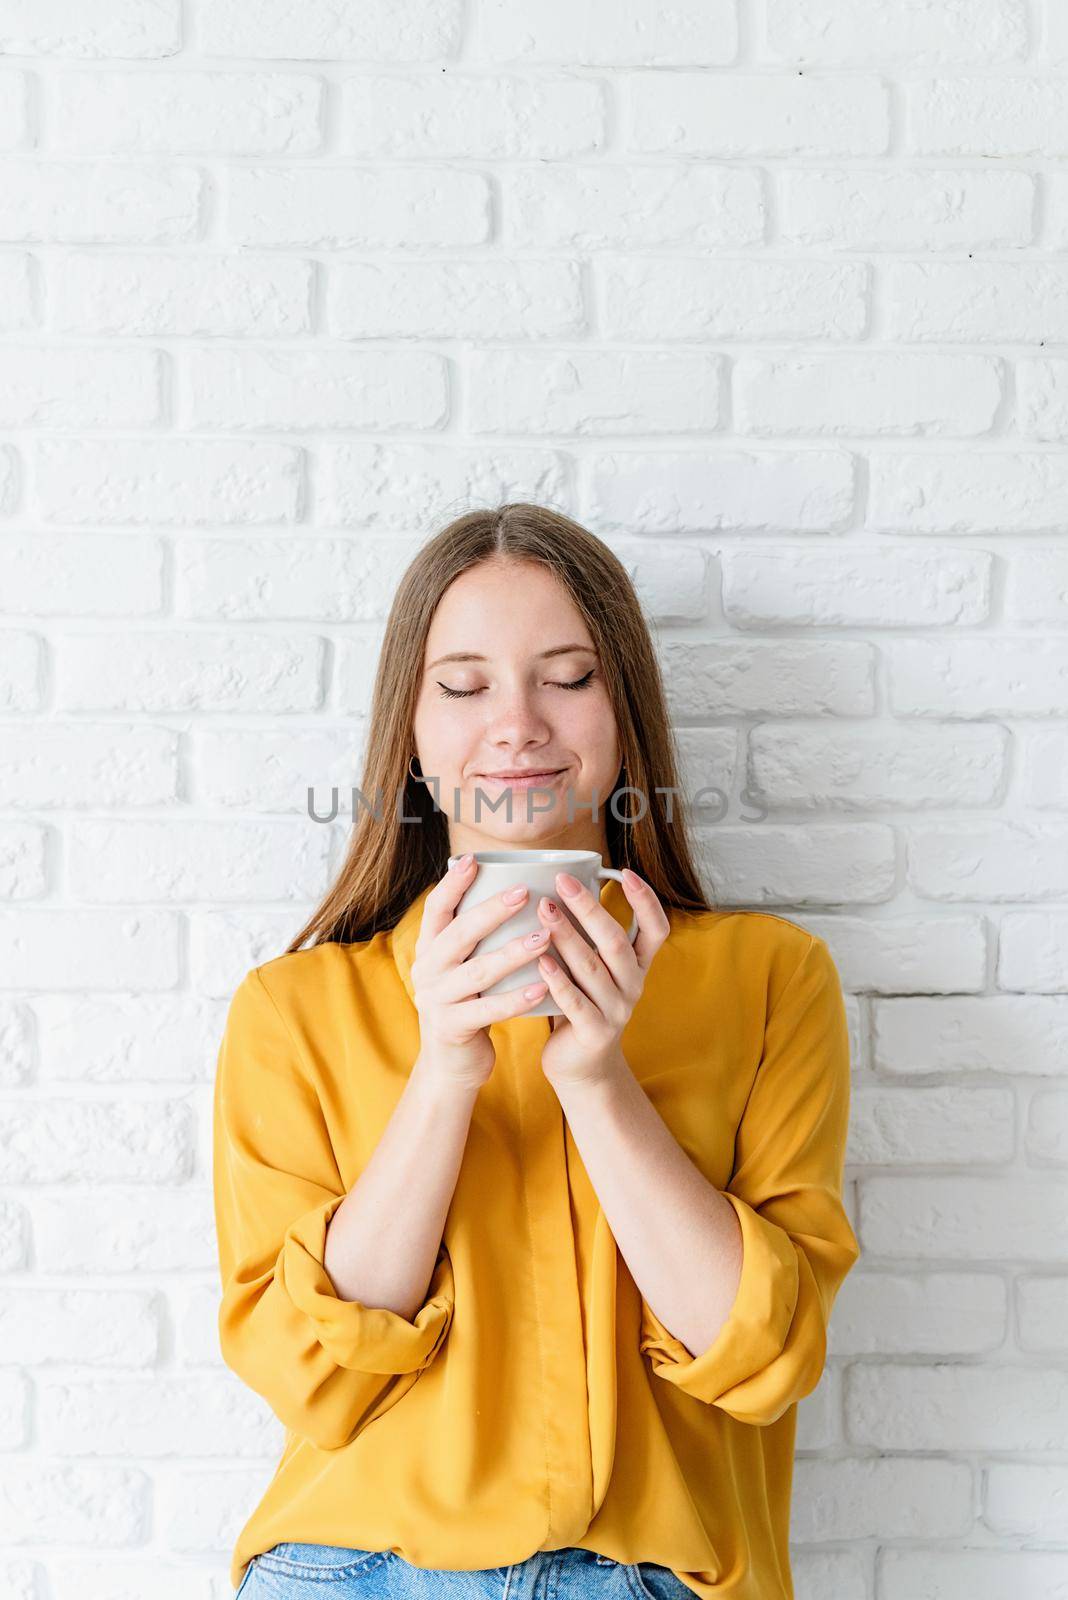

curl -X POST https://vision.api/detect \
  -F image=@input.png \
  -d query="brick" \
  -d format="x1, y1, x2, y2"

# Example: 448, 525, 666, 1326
724, 545, 990, 627
32, 993, 224, 1082
909, 821, 1068, 899
0, 161, 200, 243
329, 258, 582, 338
340, 73, 604, 157
0, 1, 180, 56
887, 261, 1068, 342
860, 1175, 1068, 1260
662, 638, 874, 716
587, 448, 855, 531
0, 823, 47, 898
181, 347, 447, 431
998, 912, 1068, 992
0, 533, 162, 615
66, 818, 330, 902
0, 253, 35, 329
1018, 357, 1068, 438
0, 631, 42, 711
874, 995, 1068, 1074
506, 165, 764, 248
175, 537, 411, 620
49, 250, 313, 336
468, 350, 723, 434
0, 910, 180, 989
52, 71, 322, 154
226, 166, 489, 246
832, 1270, 1007, 1354
192, 725, 364, 810
749, 720, 1004, 805
735, 353, 1001, 436
870, 452, 1068, 533
35, 438, 303, 524
851, 1086, 1014, 1164
765, 0, 1027, 63
598, 257, 868, 339
0, 723, 178, 807
628, 73, 889, 156
795, 1454, 972, 1542
1005, 548, 1068, 625
319, 441, 571, 528
848, 1362, 1068, 1451
0, 69, 29, 148
57, 631, 324, 712
909, 76, 1068, 155
0, 345, 162, 427
890, 639, 1068, 715
195, 0, 463, 59
473, 0, 738, 64
780, 167, 1034, 249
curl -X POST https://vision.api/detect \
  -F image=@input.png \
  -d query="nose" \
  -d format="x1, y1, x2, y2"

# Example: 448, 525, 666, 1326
483, 692, 555, 749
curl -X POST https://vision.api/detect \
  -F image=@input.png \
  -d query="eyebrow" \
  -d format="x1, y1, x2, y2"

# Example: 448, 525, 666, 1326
426, 644, 597, 671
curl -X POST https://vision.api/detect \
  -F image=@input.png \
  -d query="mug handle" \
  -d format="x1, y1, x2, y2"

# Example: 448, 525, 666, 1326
596, 868, 640, 944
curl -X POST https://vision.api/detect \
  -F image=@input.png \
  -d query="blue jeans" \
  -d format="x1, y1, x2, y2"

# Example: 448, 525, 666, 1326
235, 1542, 694, 1600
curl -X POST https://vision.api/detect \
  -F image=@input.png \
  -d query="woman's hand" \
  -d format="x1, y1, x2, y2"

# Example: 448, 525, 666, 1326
534, 867, 671, 1087
409, 856, 552, 1091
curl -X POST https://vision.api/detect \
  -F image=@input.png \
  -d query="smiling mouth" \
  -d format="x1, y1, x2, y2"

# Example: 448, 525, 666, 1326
475, 769, 567, 785
479, 769, 564, 778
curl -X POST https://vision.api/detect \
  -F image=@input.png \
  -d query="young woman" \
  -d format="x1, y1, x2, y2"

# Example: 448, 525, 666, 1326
213, 503, 860, 1600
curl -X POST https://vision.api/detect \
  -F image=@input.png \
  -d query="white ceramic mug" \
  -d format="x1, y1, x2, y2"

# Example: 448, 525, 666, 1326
445, 848, 640, 1018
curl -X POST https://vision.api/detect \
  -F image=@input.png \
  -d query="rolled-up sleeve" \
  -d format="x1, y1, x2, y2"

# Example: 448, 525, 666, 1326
639, 934, 859, 1427
213, 967, 454, 1451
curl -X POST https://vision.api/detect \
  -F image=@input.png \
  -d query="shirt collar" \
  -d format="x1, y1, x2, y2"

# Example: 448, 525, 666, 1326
390, 874, 631, 1007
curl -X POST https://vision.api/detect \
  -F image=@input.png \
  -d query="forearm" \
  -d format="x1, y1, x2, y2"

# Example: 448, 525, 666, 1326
552, 1052, 743, 1357
323, 1059, 477, 1321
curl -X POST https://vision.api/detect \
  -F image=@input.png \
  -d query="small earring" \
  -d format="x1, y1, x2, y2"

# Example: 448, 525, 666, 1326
408, 754, 422, 781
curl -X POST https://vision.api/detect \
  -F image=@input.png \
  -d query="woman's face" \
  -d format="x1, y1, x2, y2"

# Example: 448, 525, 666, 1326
411, 559, 622, 858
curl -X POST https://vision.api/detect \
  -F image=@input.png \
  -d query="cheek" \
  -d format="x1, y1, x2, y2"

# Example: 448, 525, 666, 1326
415, 702, 477, 762
568, 696, 619, 758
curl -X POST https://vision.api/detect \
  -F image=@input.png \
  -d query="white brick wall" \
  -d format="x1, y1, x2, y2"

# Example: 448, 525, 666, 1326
0, 1, 1065, 1594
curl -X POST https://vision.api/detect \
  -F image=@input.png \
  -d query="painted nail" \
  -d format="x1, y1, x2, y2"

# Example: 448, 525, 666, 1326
538, 953, 559, 973
502, 884, 528, 904
525, 928, 548, 946
523, 983, 547, 999
557, 871, 582, 896
541, 897, 559, 918
452, 852, 473, 870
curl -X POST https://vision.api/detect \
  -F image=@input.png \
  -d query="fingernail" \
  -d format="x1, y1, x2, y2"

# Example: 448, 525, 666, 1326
525, 928, 548, 946
622, 867, 642, 888
538, 953, 559, 973
557, 872, 581, 896
540, 897, 559, 918
502, 884, 528, 904
523, 983, 547, 999
452, 853, 473, 871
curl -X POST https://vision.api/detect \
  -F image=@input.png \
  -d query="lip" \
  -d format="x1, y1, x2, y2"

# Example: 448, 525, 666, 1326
475, 768, 567, 789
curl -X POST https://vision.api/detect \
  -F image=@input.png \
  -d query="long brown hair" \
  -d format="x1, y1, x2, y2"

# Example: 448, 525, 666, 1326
285, 503, 715, 952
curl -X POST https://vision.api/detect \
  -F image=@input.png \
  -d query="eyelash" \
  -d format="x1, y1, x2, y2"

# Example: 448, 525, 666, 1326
436, 669, 596, 700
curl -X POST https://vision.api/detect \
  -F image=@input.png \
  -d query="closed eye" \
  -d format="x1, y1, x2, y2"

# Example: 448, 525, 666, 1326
437, 669, 596, 700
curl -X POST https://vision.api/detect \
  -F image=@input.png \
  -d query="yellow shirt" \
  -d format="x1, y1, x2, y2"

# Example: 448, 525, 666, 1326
213, 877, 860, 1599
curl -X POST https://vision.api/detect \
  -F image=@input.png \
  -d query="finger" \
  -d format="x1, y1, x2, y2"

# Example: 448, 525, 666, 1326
536, 951, 599, 1031
423, 867, 533, 967
420, 853, 481, 945
542, 878, 640, 996
534, 896, 623, 1011
617, 867, 672, 970
437, 924, 553, 1005
450, 977, 549, 1030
